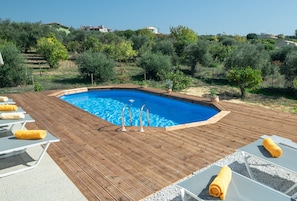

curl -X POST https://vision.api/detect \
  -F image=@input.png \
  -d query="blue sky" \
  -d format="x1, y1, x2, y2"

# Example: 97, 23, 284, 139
1, 0, 297, 36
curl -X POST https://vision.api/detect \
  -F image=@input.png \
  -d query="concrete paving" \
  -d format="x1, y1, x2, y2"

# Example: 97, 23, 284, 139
0, 145, 87, 201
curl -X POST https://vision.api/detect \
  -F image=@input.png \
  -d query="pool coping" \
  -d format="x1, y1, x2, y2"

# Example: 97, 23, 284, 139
49, 86, 230, 131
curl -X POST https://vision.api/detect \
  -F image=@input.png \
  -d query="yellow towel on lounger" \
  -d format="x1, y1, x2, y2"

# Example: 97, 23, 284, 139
0, 105, 18, 111
209, 166, 232, 200
263, 137, 282, 158
15, 130, 47, 140
0, 96, 8, 102
0, 112, 25, 120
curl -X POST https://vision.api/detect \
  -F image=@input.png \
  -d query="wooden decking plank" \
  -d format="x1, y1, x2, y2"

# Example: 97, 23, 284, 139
7, 87, 297, 200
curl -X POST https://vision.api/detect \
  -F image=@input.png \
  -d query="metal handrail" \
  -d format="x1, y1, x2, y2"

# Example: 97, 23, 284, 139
121, 104, 132, 132
139, 104, 150, 132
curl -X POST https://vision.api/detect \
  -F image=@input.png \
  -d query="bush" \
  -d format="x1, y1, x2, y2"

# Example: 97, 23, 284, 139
158, 70, 192, 91
0, 43, 29, 87
36, 34, 68, 68
139, 52, 172, 80
75, 51, 115, 83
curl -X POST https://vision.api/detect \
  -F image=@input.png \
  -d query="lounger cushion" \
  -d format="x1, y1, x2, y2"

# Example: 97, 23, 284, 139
263, 138, 282, 158
0, 112, 25, 120
0, 96, 8, 102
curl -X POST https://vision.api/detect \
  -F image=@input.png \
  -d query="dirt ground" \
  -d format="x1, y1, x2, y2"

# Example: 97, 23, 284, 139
182, 86, 297, 114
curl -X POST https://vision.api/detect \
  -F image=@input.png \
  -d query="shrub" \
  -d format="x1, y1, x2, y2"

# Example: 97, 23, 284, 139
0, 43, 29, 87
36, 34, 68, 68
139, 52, 172, 80
75, 51, 115, 83
158, 70, 192, 91
34, 81, 42, 91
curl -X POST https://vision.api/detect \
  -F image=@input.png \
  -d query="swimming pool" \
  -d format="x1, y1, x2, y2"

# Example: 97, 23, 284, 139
60, 89, 219, 128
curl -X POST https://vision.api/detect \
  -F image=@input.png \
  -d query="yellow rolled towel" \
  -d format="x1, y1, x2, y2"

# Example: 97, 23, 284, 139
15, 130, 47, 140
0, 105, 18, 111
0, 96, 8, 102
209, 166, 232, 200
0, 112, 25, 120
263, 138, 282, 158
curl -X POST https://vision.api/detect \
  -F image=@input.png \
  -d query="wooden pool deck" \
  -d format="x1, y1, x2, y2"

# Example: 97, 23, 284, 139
8, 86, 297, 200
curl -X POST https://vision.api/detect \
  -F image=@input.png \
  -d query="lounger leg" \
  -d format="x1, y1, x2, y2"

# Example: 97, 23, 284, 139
285, 182, 297, 195
241, 152, 255, 180
180, 188, 188, 201
0, 142, 51, 178
291, 190, 297, 199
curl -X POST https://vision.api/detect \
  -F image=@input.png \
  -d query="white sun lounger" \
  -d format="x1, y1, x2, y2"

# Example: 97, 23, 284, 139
0, 114, 35, 132
176, 165, 294, 201
237, 137, 297, 199
0, 131, 60, 177
0, 99, 16, 105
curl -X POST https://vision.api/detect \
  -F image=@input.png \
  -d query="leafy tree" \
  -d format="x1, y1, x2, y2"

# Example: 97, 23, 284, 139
139, 52, 172, 80
75, 51, 115, 83
151, 40, 174, 56
131, 35, 151, 56
184, 40, 212, 74
220, 37, 238, 46
82, 35, 103, 52
280, 51, 297, 87
226, 66, 262, 98
225, 43, 270, 76
209, 42, 232, 62
246, 33, 258, 40
36, 34, 68, 68
270, 45, 297, 63
114, 29, 137, 39
0, 43, 30, 87
104, 40, 137, 62
157, 70, 192, 91
170, 25, 198, 57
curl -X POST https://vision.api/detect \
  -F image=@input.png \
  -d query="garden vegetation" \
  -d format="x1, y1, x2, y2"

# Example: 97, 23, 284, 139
0, 19, 297, 109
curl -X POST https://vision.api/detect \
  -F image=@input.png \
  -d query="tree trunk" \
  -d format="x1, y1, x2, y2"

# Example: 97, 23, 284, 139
240, 87, 246, 99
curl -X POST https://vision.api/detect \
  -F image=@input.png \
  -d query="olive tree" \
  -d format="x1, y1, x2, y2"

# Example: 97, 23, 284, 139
184, 40, 212, 75
170, 25, 198, 57
0, 43, 30, 87
139, 52, 172, 80
281, 51, 297, 87
75, 51, 115, 83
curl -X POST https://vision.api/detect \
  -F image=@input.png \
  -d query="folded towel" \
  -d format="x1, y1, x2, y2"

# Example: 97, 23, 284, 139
0, 96, 8, 102
15, 130, 47, 140
0, 105, 18, 111
209, 166, 232, 200
0, 112, 25, 120
263, 137, 282, 158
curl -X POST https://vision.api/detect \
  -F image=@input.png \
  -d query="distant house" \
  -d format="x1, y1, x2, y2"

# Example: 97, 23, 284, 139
46, 22, 71, 34
80, 25, 111, 33
144, 26, 159, 34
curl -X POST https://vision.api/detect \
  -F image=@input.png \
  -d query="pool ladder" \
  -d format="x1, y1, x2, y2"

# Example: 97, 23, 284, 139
121, 104, 150, 132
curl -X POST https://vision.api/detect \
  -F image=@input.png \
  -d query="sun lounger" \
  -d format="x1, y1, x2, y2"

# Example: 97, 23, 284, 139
0, 113, 35, 133
176, 165, 294, 201
237, 137, 297, 198
0, 99, 16, 105
0, 131, 59, 177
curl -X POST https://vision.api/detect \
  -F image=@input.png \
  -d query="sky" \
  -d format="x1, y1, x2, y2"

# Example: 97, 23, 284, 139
1, 0, 297, 36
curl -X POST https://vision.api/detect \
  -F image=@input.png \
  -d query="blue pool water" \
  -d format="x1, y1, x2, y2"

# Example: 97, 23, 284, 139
60, 89, 219, 128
